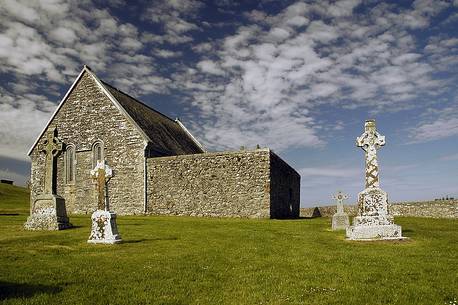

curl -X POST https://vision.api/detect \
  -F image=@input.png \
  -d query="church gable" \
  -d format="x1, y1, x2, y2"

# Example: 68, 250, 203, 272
29, 68, 147, 215
28, 67, 148, 156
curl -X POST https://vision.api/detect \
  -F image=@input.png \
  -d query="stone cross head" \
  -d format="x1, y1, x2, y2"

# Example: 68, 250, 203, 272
42, 128, 64, 157
356, 119, 385, 152
332, 191, 349, 202
41, 128, 64, 195
332, 191, 349, 214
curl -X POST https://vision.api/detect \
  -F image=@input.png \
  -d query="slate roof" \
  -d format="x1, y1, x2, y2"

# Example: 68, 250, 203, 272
101, 81, 204, 156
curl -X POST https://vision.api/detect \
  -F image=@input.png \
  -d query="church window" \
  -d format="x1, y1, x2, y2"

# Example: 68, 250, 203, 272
65, 144, 76, 184
92, 141, 104, 167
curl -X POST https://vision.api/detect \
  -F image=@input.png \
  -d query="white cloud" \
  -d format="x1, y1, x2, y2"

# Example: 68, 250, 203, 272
410, 117, 458, 143
174, 0, 455, 151
0, 0, 196, 161
197, 60, 225, 76
49, 27, 77, 44
0, 0, 40, 23
154, 49, 183, 58
142, 0, 204, 44
0, 0, 456, 162
0, 90, 52, 161
285, 16, 309, 27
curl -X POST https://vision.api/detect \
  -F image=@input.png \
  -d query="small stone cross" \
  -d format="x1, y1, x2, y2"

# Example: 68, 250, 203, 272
356, 119, 385, 189
41, 128, 63, 195
91, 160, 113, 211
332, 191, 348, 214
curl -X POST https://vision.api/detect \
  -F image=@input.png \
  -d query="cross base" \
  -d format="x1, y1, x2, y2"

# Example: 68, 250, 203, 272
347, 187, 405, 240
346, 223, 405, 240
24, 194, 72, 230
88, 210, 122, 244
332, 213, 349, 230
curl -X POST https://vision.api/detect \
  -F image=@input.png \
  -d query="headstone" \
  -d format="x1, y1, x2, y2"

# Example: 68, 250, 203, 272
25, 128, 72, 230
87, 160, 122, 244
331, 191, 349, 230
346, 120, 404, 240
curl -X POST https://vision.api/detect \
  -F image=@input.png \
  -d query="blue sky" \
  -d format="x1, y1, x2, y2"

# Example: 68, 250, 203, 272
0, 0, 457, 207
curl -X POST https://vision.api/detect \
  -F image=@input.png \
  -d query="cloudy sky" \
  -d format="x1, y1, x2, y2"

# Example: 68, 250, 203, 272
0, 0, 457, 207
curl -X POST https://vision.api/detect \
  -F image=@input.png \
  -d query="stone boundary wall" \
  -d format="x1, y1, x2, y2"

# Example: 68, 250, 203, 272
300, 200, 458, 218
147, 149, 272, 218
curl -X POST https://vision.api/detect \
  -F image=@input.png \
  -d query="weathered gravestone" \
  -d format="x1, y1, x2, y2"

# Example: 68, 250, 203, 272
332, 191, 350, 230
346, 120, 404, 240
87, 160, 122, 244
25, 128, 72, 230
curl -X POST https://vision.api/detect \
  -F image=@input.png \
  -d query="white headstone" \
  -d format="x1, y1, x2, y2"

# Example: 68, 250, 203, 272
88, 160, 122, 244
331, 191, 350, 230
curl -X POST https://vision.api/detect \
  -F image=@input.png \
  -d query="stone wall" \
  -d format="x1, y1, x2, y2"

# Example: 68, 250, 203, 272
270, 153, 300, 218
30, 71, 146, 215
390, 200, 458, 218
300, 200, 458, 218
146, 149, 300, 218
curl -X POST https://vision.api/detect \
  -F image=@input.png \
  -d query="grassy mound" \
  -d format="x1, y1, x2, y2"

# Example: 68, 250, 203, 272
0, 186, 456, 304
0, 183, 29, 215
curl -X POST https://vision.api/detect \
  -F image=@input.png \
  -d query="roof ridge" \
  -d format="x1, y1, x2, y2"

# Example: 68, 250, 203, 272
100, 80, 178, 126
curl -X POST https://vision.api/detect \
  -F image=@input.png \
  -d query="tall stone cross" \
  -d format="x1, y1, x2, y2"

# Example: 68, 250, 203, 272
41, 128, 63, 195
332, 191, 348, 214
91, 160, 113, 211
356, 119, 385, 189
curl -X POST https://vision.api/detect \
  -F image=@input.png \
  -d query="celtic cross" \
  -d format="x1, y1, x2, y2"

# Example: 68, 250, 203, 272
91, 160, 113, 210
332, 191, 348, 214
356, 119, 385, 189
41, 128, 63, 195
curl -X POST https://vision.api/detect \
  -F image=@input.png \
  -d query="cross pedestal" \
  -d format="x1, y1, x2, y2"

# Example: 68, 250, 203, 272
87, 160, 122, 244
25, 128, 72, 230
331, 191, 349, 230
346, 120, 404, 240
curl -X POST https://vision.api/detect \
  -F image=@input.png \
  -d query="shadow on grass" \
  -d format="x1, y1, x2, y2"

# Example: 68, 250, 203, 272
0, 281, 62, 300
122, 237, 179, 244
67, 225, 84, 229
0, 213, 20, 216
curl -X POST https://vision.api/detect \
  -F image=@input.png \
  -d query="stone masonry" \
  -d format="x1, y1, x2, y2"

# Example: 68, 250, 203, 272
29, 72, 146, 215
147, 149, 300, 218
28, 66, 302, 219
346, 119, 403, 240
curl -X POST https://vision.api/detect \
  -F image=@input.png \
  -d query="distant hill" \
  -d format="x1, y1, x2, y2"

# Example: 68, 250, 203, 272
0, 183, 29, 215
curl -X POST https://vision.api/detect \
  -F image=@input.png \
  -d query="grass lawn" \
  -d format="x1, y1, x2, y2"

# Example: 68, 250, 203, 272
0, 184, 457, 305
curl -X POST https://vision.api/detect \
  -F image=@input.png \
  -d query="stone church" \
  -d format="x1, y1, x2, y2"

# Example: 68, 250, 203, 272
28, 66, 300, 218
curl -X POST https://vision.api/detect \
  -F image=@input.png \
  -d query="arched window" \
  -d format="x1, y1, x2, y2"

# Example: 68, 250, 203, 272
65, 144, 76, 184
92, 141, 104, 167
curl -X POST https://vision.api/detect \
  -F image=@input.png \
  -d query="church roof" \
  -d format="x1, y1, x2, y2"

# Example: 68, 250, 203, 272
28, 66, 205, 156
101, 81, 204, 156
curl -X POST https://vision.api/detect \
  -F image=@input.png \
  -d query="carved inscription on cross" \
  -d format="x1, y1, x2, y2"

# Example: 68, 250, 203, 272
332, 191, 349, 214
41, 128, 63, 195
356, 119, 385, 189
90, 161, 113, 210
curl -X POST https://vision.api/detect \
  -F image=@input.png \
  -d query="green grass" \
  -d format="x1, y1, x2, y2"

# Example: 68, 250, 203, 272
0, 184, 457, 305
0, 184, 29, 215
